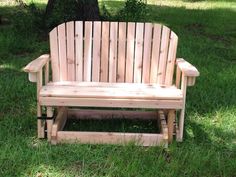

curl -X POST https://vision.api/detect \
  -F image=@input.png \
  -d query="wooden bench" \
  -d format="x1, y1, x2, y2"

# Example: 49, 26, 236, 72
24, 21, 199, 146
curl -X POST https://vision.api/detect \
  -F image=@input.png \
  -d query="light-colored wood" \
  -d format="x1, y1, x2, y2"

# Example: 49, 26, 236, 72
150, 24, 161, 83
28, 73, 37, 82
176, 58, 200, 77
117, 22, 126, 82
142, 23, 153, 83
84, 21, 93, 81
66, 21, 75, 81
158, 110, 168, 147
56, 131, 164, 146
75, 21, 83, 81
178, 74, 188, 142
125, 22, 135, 83
176, 65, 181, 88
24, 54, 50, 73
46, 106, 54, 141
49, 28, 60, 81
51, 107, 67, 144
39, 97, 183, 109
187, 76, 196, 86
92, 21, 102, 82
165, 31, 178, 85
37, 70, 44, 138
134, 23, 144, 83
109, 22, 118, 83
58, 23, 67, 81
68, 109, 158, 120
40, 83, 183, 100
167, 110, 175, 143
100, 22, 110, 82
157, 26, 170, 85
44, 61, 49, 84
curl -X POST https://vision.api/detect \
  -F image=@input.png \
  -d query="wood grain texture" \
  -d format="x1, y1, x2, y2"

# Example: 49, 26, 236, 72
100, 22, 110, 82
109, 22, 118, 83
142, 23, 153, 83
125, 22, 135, 83
75, 21, 83, 81
92, 21, 101, 82
117, 22, 126, 82
66, 21, 75, 81
58, 23, 67, 81
134, 23, 144, 83
49, 28, 60, 81
83, 21, 93, 81
150, 24, 161, 83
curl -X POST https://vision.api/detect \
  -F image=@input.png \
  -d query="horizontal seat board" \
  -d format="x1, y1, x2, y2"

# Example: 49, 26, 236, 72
40, 82, 183, 100
39, 97, 183, 109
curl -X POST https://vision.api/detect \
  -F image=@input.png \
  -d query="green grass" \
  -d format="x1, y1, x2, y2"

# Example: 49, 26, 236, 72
0, 0, 236, 176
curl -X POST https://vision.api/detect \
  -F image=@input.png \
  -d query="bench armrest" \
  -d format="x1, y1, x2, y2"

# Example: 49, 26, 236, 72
176, 58, 199, 77
23, 54, 50, 73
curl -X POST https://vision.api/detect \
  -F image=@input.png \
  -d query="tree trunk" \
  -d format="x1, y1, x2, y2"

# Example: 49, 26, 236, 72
44, 0, 100, 21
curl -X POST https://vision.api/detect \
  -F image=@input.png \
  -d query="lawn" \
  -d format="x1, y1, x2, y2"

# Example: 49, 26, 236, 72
0, 0, 236, 176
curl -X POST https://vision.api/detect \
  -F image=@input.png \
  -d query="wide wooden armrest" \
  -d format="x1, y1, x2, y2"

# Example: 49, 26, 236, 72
176, 58, 200, 77
23, 54, 50, 73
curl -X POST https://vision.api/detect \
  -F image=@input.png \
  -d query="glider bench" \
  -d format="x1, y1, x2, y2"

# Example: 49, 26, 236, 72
24, 21, 199, 146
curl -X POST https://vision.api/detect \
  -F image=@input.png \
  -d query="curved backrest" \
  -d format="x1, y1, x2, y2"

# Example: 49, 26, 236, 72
49, 21, 178, 85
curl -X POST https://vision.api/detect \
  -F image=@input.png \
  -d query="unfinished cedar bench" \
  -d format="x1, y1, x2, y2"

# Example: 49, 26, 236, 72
24, 21, 199, 146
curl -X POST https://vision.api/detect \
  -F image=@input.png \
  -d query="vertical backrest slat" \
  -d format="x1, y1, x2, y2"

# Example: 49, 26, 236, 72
100, 22, 110, 82
157, 26, 170, 85
92, 21, 102, 82
117, 22, 127, 82
165, 31, 178, 85
66, 21, 75, 81
75, 21, 83, 82
150, 24, 161, 83
49, 28, 60, 81
109, 22, 118, 83
142, 23, 153, 83
134, 23, 144, 83
58, 23, 67, 81
125, 22, 135, 83
83, 21, 93, 82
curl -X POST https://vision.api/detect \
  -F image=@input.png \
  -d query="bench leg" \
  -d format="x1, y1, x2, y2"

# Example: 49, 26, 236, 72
37, 103, 45, 138
167, 110, 175, 143
177, 108, 185, 142
47, 107, 54, 141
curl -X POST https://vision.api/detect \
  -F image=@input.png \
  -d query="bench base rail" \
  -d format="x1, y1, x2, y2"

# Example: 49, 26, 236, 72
50, 108, 169, 147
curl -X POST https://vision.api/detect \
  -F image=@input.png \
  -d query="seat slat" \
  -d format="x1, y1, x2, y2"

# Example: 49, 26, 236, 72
49, 28, 60, 81
150, 24, 161, 83
125, 22, 135, 83
142, 23, 153, 83
40, 82, 182, 100
66, 21, 75, 81
58, 23, 67, 81
92, 21, 101, 82
165, 31, 178, 85
117, 22, 126, 82
75, 21, 83, 82
157, 26, 170, 85
109, 22, 118, 83
134, 23, 144, 83
84, 21, 93, 81
100, 22, 110, 82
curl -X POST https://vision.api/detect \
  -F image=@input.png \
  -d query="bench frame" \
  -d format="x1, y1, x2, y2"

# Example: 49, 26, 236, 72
24, 22, 199, 146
